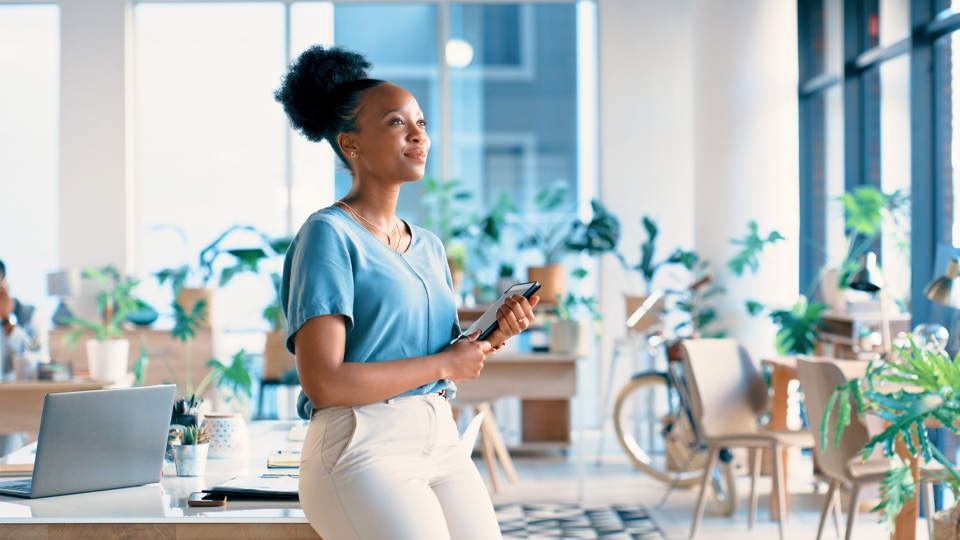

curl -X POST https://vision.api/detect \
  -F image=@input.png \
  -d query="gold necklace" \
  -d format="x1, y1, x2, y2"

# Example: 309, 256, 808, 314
336, 200, 401, 248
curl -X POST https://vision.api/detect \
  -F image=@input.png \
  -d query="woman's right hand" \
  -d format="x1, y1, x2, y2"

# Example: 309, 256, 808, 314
443, 331, 492, 381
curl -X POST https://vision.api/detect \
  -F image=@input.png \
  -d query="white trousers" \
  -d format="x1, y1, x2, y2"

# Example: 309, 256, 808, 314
299, 394, 503, 540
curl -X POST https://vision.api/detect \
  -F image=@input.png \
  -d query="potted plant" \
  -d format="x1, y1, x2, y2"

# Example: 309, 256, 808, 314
172, 423, 211, 476
548, 268, 600, 356
825, 337, 960, 537
418, 177, 515, 298
666, 249, 727, 340
63, 266, 144, 381
517, 181, 622, 303
496, 263, 519, 297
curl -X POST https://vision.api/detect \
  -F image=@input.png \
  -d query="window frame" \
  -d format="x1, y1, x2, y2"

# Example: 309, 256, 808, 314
798, 0, 960, 324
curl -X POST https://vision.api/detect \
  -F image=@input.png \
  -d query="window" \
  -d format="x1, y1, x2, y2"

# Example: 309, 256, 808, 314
133, 2, 590, 329
134, 3, 287, 330
0, 5, 60, 318
798, 1, 960, 324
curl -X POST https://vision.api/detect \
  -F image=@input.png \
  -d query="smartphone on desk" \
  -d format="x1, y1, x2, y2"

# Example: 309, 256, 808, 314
188, 492, 227, 507
462, 281, 541, 342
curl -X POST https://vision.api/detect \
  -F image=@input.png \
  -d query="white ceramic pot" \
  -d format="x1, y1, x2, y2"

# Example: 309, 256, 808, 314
548, 320, 593, 357
174, 443, 209, 476
85, 339, 129, 381
202, 412, 250, 458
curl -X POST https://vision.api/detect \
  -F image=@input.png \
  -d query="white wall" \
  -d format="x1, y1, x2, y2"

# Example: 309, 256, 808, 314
595, 0, 798, 419
691, 0, 799, 358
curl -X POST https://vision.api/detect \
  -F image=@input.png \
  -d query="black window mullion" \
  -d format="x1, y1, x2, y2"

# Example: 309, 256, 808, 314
910, 0, 938, 326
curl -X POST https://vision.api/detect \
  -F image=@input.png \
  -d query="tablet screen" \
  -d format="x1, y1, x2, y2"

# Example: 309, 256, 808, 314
463, 281, 541, 341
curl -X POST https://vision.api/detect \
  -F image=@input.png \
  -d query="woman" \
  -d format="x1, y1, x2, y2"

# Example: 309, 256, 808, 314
274, 45, 539, 540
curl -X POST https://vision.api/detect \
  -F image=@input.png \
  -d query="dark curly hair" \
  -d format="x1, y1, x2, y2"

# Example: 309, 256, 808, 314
274, 45, 385, 167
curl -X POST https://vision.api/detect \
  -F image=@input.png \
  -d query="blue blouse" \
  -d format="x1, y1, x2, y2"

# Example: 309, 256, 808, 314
280, 206, 460, 419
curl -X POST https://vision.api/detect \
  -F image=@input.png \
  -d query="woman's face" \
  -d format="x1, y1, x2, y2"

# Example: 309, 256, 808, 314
347, 83, 430, 183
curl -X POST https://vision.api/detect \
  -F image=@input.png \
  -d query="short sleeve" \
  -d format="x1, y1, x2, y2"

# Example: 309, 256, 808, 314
280, 219, 355, 354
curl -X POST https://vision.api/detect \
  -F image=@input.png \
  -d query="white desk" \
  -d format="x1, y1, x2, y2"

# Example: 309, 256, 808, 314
0, 420, 320, 539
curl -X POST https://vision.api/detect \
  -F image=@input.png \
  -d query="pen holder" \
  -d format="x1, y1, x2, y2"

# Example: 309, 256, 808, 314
174, 443, 209, 476
202, 413, 249, 459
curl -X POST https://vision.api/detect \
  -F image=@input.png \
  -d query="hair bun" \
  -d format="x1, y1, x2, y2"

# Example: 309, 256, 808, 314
274, 45, 372, 143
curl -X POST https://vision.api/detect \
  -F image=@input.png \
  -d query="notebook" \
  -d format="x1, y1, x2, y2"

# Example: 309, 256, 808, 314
0, 384, 176, 498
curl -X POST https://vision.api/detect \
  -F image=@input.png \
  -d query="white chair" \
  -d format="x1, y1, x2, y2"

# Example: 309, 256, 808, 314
796, 358, 936, 540
680, 339, 814, 540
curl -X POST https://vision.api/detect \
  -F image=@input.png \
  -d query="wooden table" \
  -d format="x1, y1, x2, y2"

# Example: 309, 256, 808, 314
0, 420, 320, 540
454, 351, 581, 450
0, 379, 125, 443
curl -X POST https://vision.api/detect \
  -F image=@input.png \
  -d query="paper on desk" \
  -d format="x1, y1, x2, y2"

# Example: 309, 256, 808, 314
268, 452, 301, 468
208, 475, 299, 497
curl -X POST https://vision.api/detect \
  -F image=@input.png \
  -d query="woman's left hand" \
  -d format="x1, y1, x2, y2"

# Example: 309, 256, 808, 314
489, 294, 540, 346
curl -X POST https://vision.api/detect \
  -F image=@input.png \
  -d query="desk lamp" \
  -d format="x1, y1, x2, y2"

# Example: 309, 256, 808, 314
924, 257, 960, 308
47, 270, 79, 326
923, 257, 960, 354
847, 252, 892, 354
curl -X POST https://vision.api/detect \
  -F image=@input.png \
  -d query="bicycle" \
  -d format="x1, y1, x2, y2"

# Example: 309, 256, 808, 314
607, 292, 738, 516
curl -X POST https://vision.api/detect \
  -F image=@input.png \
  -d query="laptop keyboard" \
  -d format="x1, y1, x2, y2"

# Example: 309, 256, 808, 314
2, 483, 31, 493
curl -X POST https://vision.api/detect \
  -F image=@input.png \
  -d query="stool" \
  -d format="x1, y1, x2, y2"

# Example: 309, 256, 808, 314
453, 401, 517, 492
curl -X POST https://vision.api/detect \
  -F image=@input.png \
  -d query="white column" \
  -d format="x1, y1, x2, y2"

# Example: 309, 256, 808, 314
692, 0, 799, 356
596, 0, 695, 430
59, 0, 135, 274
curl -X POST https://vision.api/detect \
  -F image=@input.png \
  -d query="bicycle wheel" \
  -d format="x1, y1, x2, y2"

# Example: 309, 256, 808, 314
613, 372, 704, 487
711, 451, 738, 516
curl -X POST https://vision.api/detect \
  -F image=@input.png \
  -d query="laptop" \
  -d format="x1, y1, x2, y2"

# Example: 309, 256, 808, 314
0, 384, 176, 498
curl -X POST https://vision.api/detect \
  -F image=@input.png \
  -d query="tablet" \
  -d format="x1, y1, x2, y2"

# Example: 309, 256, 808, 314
462, 281, 541, 341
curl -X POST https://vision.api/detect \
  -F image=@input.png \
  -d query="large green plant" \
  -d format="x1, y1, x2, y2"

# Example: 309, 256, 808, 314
669, 249, 726, 338
64, 266, 145, 346
161, 299, 253, 411
825, 337, 960, 531
418, 177, 514, 285
516, 181, 622, 266
155, 224, 289, 295
836, 186, 909, 285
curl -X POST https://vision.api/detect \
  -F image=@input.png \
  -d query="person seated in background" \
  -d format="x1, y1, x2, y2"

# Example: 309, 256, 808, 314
0, 259, 37, 378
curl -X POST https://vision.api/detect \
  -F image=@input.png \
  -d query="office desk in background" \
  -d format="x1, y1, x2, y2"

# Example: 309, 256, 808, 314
454, 351, 581, 451
48, 326, 220, 394
0, 420, 320, 540
0, 379, 124, 444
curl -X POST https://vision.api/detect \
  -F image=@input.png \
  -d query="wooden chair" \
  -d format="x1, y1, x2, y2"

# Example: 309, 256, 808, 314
680, 339, 814, 540
796, 358, 936, 540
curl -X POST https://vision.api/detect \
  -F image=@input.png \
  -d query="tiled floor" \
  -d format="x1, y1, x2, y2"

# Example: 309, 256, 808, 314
478, 432, 927, 540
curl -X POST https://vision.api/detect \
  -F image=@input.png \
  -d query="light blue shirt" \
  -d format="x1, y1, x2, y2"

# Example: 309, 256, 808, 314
281, 206, 460, 419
